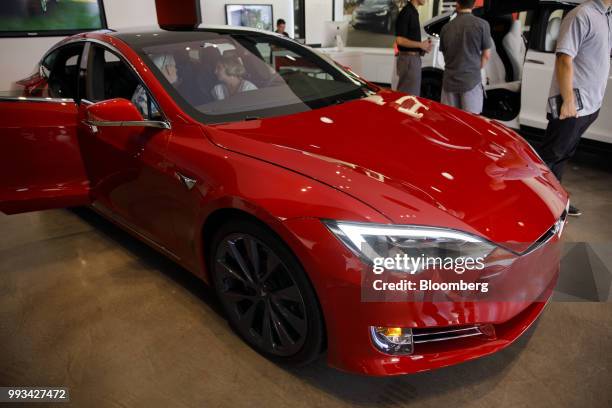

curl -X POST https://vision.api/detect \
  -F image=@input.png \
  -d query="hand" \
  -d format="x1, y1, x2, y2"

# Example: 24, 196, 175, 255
559, 98, 578, 120
421, 39, 433, 53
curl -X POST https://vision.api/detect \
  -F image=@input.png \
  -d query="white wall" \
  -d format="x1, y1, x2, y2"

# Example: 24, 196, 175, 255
334, 1, 344, 22
104, 0, 158, 29
0, 37, 63, 90
305, 0, 332, 45
0, 0, 158, 91
200, 0, 294, 35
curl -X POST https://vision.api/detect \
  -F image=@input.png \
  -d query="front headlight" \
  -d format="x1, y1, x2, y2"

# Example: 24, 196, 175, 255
324, 221, 496, 274
375, 10, 388, 16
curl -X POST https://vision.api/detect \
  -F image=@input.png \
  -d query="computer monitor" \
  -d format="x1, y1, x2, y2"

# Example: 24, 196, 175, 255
225, 4, 274, 31
322, 21, 349, 48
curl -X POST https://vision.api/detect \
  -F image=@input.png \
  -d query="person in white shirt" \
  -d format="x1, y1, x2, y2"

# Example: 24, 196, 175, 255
212, 55, 258, 101
537, 0, 612, 217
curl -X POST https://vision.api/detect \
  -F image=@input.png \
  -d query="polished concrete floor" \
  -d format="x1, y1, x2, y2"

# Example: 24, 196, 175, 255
1, 162, 611, 408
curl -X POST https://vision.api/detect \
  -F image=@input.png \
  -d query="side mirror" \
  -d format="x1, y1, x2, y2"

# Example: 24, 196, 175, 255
85, 98, 170, 130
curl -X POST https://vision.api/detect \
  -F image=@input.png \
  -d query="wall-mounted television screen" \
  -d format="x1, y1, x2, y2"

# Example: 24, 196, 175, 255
225, 4, 273, 31
0, 0, 106, 37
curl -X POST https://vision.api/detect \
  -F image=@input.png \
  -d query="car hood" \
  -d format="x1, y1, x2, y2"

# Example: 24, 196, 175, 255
205, 90, 568, 252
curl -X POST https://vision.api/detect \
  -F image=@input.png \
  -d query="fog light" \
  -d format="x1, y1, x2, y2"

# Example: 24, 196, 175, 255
370, 326, 413, 355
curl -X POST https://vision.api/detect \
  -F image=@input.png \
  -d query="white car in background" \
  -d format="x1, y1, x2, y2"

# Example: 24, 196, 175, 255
418, 0, 612, 145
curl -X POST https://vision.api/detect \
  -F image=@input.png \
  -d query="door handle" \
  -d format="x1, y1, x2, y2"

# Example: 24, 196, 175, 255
525, 59, 545, 65
175, 172, 197, 190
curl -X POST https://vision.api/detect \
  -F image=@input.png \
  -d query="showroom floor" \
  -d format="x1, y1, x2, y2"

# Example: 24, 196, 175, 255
1, 161, 611, 408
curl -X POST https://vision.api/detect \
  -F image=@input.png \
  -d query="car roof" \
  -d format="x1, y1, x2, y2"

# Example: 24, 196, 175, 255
542, 0, 582, 3
424, 0, 582, 32
104, 24, 289, 47
427, 0, 582, 21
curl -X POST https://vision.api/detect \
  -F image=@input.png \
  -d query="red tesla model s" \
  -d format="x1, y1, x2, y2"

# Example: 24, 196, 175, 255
0, 26, 568, 376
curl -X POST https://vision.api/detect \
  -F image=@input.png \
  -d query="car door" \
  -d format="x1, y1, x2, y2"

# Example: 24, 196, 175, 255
520, 4, 574, 131
0, 42, 92, 215
484, 0, 538, 15
78, 43, 179, 255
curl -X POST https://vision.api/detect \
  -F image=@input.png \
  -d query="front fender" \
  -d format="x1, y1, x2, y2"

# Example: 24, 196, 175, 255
175, 137, 390, 282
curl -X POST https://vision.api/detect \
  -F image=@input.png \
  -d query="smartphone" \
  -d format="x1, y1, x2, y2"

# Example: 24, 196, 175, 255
548, 88, 584, 120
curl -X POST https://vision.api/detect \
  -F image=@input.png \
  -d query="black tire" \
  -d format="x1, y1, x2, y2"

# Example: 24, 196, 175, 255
421, 72, 443, 102
208, 218, 325, 366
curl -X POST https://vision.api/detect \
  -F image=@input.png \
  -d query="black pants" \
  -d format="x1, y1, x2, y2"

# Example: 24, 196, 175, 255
538, 110, 599, 181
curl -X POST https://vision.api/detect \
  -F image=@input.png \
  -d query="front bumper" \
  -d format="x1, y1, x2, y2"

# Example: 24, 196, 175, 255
281, 217, 560, 376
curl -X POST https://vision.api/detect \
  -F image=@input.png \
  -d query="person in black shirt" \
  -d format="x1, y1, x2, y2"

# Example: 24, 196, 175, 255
395, 0, 432, 95
275, 19, 290, 37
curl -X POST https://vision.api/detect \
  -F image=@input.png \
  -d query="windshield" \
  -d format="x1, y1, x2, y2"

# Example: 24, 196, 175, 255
131, 30, 372, 124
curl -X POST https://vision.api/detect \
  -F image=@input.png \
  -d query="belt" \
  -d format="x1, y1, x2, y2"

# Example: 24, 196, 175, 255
398, 51, 421, 56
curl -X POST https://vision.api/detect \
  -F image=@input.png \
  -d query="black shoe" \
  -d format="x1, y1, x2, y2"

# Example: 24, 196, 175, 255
568, 204, 582, 217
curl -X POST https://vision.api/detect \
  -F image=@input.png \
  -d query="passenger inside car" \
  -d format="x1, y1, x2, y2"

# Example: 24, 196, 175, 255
212, 55, 258, 101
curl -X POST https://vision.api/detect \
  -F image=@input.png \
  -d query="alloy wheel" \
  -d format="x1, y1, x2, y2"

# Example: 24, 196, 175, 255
214, 233, 308, 357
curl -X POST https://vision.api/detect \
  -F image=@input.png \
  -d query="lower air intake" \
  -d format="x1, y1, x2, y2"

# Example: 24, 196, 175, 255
413, 324, 495, 344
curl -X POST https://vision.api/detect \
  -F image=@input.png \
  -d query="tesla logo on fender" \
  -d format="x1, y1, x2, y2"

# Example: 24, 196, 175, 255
175, 172, 198, 191
364, 95, 429, 119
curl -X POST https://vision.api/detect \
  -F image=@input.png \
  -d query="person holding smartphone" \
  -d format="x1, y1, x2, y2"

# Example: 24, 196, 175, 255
538, 0, 612, 217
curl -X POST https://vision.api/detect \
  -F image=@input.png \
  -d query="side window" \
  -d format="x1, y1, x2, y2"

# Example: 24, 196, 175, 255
253, 41, 334, 81
518, 10, 535, 43
40, 43, 84, 99
255, 42, 273, 64
533, 7, 572, 53
544, 9, 566, 52
85, 45, 161, 120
